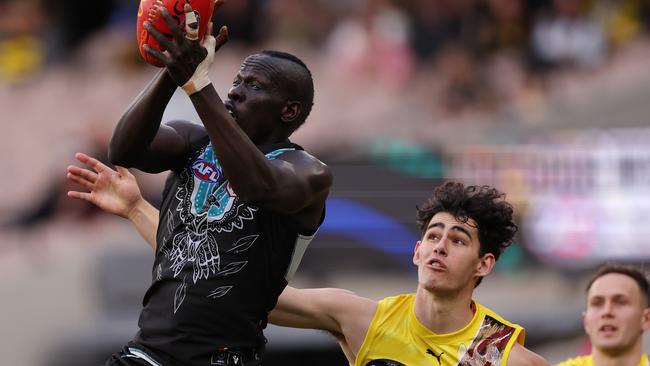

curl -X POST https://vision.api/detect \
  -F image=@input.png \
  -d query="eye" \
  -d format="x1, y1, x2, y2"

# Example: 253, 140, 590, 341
249, 81, 262, 90
613, 297, 629, 305
232, 78, 241, 87
589, 298, 604, 307
453, 239, 466, 245
427, 233, 440, 241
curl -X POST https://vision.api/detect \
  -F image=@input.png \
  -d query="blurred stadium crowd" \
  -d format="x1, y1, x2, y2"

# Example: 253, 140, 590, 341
1, 0, 650, 365
2, 0, 650, 113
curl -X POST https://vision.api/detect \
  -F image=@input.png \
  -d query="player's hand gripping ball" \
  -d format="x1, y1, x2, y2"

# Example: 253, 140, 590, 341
137, 0, 215, 67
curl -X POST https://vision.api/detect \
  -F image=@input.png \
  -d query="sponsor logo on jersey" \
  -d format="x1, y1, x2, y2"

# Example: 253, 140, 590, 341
427, 349, 444, 365
192, 159, 221, 183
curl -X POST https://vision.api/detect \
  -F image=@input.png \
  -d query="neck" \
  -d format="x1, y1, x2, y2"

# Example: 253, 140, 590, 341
592, 341, 644, 366
413, 285, 475, 334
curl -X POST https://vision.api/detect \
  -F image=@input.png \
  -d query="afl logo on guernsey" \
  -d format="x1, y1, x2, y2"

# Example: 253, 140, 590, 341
191, 159, 221, 183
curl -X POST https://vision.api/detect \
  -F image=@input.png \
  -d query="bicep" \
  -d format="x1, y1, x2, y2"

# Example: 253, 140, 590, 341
136, 120, 206, 173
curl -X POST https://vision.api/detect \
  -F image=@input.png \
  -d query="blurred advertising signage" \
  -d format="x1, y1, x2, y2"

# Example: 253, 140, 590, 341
447, 128, 650, 267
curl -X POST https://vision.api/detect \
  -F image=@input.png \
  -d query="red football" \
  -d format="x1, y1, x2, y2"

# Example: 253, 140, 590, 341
137, 0, 215, 67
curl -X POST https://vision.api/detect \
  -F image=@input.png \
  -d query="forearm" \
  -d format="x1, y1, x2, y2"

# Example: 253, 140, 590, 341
109, 69, 177, 166
126, 198, 160, 250
189, 86, 276, 199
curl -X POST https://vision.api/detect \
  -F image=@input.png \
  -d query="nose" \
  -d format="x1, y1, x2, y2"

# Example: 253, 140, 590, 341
601, 301, 615, 318
228, 84, 244, 102
432, 235, 448, 256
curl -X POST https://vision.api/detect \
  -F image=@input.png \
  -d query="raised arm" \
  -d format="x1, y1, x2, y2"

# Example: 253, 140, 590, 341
108, 2, 228, 173
143, 4, 332, 230
67, 153, 159, 249
108, 68, 190, 173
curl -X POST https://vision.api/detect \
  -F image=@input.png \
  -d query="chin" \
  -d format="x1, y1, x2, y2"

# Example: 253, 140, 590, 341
593, 340, 626, 354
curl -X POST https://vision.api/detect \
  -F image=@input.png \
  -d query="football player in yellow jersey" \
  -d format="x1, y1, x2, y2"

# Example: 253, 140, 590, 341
66, 153, 549, 365
557, 265, 650, 366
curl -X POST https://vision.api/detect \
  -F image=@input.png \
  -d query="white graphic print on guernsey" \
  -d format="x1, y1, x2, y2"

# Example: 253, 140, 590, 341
161, 145, 293, 313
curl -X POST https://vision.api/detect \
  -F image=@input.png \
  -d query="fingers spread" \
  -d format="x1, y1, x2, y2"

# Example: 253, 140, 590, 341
157, 6, 185, 42
67, 172, 94, 190
144, 20, 174, 51
67, 191, 92, 202
75, 152, 108, 173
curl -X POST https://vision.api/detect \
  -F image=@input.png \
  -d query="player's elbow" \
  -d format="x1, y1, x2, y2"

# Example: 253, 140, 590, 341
107, 144, 128, 166
107, 141, 135, 167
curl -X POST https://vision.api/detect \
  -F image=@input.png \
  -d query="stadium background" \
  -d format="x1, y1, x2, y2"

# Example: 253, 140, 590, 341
1, 0, 649, 364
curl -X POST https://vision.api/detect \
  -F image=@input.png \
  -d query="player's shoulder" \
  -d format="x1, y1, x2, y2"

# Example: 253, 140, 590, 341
164, 119, 209, 150
164, 119, 207, 140
555, 355, 591, 366
164, 119, 204, 131
507, 343, 550, 366
276, 148, 327, 167
276, 149, 332, 183
380, 293, 415, 306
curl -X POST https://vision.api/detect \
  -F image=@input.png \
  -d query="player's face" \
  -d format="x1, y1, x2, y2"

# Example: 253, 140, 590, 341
225, 54, 288, 144
583, 273, 650, 354
413, 212, 494, 294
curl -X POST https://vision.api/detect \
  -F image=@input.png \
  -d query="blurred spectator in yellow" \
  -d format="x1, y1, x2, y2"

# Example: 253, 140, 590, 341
598, 0, 645, 48
0, 0, 46, 83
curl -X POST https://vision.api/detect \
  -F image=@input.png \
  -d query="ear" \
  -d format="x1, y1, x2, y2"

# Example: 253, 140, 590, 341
474, 253, 496, 279
281, 101, 302, 123
413, 241, 422, 266
642, 307, 650, 332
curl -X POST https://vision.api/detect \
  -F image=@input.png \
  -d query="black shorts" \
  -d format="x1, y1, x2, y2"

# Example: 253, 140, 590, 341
104, 344, 263, 366
104, 345, 162, 366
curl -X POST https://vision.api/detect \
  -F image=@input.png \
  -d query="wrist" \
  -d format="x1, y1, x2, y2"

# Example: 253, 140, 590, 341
181, 35, 216, 96
126, 197, 149, 222
181, 78, 212, 95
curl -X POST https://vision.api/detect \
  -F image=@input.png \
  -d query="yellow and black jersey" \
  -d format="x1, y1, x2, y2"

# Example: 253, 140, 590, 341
355, 293, 525, 366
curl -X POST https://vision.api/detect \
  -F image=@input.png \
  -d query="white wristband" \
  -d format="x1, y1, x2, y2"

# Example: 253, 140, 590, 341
182, 35, 216, 96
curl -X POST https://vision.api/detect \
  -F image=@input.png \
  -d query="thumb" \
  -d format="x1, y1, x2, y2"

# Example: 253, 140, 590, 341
115, 165, 133, 178
214, 25, 229, 52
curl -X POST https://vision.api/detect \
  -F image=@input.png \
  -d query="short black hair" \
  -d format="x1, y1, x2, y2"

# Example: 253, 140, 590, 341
586, 264, 650, 307
416, 182, 518, 286
258, 50, 314, 128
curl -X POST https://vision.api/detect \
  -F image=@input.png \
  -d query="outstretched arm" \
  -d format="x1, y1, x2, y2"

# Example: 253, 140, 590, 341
66, 153, 159, 249
507, 343, 550, 366
269, 286, 376, 356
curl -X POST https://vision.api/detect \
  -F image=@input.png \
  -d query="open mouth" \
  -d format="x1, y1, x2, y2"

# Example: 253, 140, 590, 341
427, 258, 446, 271
599, 325, 618, 334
